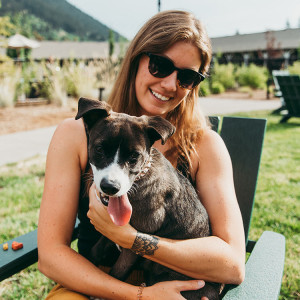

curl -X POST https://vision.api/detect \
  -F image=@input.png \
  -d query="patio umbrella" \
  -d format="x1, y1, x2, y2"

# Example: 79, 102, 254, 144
7, 33, 40, 49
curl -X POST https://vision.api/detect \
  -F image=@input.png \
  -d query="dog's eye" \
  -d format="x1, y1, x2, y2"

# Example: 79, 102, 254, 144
96, 146, 103, 153
95, 146, 105, 159
129, 152, 140, 165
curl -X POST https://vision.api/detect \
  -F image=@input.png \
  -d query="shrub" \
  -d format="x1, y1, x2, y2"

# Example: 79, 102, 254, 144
14, 61, 52, 100
211, 81, 225, 94
94, 58, 121, 89
62, 60, 98, 98
0, 61, 21, 107
237, 86, 254, 98
198, 78, 211, 97
0, 59, 15, 78
0, 73, 21, 107
236, 64, 268, 89
288, 61, 300, 75
47, 63, 68, 106
211, 62, 236, 90
61, 58, 121, 100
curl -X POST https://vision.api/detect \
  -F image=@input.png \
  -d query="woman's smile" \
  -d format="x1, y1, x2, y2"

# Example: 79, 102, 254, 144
150, 88, 172, 102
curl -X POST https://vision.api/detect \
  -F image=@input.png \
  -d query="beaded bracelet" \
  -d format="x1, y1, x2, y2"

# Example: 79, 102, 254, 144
137, 282, 146, 300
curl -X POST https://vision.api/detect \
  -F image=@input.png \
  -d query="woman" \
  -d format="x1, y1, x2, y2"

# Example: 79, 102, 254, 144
38, 10, 245, 300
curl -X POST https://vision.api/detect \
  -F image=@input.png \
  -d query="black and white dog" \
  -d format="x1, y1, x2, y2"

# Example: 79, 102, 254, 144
75, 97, 220, 300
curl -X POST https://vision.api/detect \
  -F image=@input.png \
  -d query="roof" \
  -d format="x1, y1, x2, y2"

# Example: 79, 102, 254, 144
8, 34, 40, 49
31, 41, 125, 60
211, 28, 300, 54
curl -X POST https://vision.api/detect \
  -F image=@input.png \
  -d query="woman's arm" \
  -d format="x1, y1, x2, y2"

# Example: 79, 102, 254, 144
88, 129, 245, 284
37, 118, 138, 300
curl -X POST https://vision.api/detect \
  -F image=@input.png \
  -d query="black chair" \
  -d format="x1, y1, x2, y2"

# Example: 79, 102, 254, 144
271, 70, 289, 115
275, 75, 300, 123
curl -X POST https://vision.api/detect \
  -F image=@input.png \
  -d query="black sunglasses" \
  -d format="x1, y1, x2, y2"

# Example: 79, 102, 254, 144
145, 52, 205, 90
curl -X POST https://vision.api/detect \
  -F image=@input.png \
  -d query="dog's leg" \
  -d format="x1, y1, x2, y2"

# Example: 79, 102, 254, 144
89, 236, 120, 267
147, 266, 220, 300
109, 249, 140, 281
181, 282, 220, 300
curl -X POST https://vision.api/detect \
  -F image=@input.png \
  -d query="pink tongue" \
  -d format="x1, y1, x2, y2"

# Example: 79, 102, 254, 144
107, 194, 132, 226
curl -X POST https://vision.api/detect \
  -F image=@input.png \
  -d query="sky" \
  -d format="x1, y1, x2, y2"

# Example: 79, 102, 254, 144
67, 0, 300, 40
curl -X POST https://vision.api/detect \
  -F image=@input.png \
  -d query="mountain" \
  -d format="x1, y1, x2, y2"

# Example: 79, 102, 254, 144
0, 0, 124, 41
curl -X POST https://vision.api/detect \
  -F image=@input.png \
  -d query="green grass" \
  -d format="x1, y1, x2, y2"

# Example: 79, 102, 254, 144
0, 156, 55, 299
0, 112, 299, 299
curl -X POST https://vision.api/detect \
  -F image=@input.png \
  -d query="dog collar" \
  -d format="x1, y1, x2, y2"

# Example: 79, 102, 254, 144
135, 151, 153, 181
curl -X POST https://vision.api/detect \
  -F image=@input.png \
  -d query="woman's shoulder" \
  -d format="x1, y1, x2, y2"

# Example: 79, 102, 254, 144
200, 128, 225, 149
192, 128, 230, 170
56, 117, 85, 132
49, 118, 88, 169
188, 128, 233, 184
53, 117, 86, 142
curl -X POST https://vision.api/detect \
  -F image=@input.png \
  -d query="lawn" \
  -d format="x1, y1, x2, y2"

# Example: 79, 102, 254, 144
0, 112, 299, 299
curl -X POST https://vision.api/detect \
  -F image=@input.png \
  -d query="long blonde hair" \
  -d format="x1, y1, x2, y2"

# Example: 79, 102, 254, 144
107, 10, 212, 171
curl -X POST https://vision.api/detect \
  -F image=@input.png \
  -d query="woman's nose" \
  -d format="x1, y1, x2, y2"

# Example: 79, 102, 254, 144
160, 71, 178, 91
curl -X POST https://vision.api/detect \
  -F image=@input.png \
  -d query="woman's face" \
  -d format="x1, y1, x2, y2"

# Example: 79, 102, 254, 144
135, 41, 201, 117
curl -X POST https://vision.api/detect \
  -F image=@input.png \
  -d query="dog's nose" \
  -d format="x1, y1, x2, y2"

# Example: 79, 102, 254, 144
100, 178, 121, 195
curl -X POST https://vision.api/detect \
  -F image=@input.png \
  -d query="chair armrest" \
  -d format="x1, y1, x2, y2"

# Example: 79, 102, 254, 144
0, 230, 38, 282
0, 219, 79, 282
222, 231, 285, 300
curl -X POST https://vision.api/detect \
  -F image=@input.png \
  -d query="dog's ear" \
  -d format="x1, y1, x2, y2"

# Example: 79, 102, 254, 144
75, 97, 111, 129
146, 116, 176, 145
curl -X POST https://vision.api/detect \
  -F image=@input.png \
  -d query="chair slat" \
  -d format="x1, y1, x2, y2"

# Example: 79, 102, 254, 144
208, 116, 220, 132
220, 117, 267, 243
276, 75, 300, 122
0, 230, 38, 281
0, 219, 80, 282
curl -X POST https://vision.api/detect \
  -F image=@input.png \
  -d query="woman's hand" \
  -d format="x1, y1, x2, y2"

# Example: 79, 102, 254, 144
143, 280, 206, 300
87, 183, 137, 249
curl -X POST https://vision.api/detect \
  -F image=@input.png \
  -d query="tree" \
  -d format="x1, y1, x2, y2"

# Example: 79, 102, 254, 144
0, 15, 14, 36
109, 29, 115, 57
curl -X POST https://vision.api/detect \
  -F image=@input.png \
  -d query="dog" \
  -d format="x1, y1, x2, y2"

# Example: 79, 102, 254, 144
75, 97, 220, 300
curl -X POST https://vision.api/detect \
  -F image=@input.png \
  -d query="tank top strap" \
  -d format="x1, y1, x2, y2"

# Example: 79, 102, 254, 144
176, 155, 195, 187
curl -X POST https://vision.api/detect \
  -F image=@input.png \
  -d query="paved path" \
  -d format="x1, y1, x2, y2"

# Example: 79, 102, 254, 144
0, 98, 281, 166
199, 97, 280, 115
0, 126, 56, 166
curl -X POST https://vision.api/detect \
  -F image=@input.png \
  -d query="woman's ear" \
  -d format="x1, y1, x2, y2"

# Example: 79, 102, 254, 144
75, 98, 111, 130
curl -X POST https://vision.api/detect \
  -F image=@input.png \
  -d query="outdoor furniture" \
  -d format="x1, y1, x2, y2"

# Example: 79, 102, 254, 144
0, 117, 285, 299
275, 75, 300, 123
271, 70, 289, 114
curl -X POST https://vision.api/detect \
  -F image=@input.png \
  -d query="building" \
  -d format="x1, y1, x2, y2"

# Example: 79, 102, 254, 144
31, 41, 124, 60
211, 28, 300, 70
0, 40, 126, 62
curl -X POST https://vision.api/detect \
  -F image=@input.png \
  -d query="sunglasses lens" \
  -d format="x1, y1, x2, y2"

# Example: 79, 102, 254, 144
147, 53, 204, 90
148, 55, 174, 78
177, 70, 201, 89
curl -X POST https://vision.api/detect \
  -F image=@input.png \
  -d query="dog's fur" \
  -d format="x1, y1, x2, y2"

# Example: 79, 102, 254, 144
75, 97, 220, 300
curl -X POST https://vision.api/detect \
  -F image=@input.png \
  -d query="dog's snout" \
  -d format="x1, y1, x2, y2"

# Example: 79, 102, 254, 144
100, 178, 121, 195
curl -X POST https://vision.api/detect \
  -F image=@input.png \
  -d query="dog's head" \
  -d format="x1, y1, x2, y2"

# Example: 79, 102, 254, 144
75, 97, 175, 225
